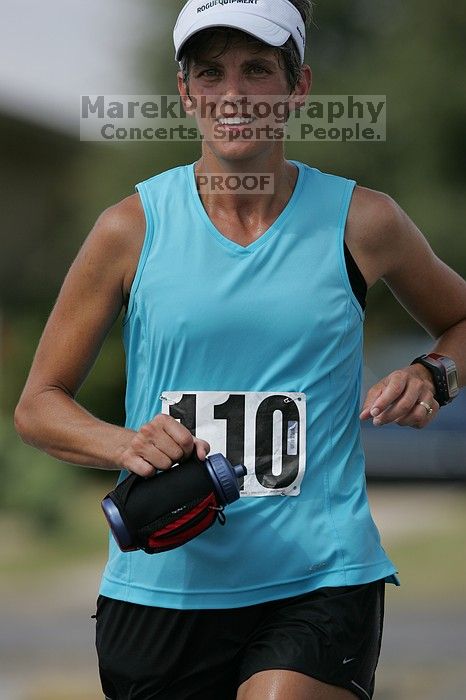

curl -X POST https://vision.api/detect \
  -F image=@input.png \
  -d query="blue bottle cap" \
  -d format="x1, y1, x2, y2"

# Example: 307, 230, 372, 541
205, 454, 247, 505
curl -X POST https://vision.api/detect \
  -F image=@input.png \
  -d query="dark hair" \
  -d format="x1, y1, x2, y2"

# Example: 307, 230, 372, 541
179, 0, 313, 92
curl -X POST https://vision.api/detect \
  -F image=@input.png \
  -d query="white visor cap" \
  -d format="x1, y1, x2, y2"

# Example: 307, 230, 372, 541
174, 0, 306, 65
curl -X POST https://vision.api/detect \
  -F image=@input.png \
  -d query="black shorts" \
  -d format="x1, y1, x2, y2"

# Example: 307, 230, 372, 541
95, 579, 385, 700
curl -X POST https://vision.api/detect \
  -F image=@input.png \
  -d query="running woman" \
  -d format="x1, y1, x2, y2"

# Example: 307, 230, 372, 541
15, 1, 466, 698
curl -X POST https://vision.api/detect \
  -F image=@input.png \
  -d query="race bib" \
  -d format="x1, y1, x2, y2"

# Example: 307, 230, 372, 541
160, 391, 306, 496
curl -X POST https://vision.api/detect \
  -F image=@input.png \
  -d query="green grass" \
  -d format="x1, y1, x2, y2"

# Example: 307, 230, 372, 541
385, 498, 466, 603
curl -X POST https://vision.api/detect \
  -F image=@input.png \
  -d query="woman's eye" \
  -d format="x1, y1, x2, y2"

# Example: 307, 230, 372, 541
199, 68, 220, 77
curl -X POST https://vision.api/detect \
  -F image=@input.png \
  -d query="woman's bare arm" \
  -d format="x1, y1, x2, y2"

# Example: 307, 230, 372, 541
346, 187, 466, 428
14, 194, 210, 475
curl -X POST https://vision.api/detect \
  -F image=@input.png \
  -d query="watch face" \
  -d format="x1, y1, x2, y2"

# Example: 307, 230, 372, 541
447, 368, 459, 394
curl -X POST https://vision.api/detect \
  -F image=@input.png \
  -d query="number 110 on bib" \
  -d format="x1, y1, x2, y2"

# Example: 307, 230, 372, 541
161, 391, 306, 497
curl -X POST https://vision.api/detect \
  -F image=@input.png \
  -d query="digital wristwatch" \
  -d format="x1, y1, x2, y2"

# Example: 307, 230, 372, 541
410, 353, 459, 406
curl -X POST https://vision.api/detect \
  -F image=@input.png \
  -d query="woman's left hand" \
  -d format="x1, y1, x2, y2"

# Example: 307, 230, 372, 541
359, 365, 439, 428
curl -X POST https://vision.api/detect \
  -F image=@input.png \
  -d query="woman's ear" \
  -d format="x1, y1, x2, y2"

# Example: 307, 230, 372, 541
288, 64, 312, 115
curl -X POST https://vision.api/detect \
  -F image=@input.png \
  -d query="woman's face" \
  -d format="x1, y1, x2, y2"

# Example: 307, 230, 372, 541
178, 35, 310, 163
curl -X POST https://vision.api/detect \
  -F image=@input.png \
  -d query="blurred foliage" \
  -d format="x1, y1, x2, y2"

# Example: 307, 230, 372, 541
0, 420, 78, 532
1, 0, 465, 529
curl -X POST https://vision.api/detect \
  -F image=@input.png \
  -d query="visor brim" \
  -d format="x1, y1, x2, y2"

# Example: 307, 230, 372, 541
175, 13, 292, 62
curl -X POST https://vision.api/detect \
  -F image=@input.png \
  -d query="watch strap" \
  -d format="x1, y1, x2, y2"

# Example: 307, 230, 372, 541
410, 353, 458, 406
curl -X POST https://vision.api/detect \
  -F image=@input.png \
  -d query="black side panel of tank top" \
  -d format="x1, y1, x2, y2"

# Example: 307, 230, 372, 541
344, 242, 367, 311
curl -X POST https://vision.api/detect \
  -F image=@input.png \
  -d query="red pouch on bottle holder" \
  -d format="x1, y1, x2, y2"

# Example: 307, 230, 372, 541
144, 492, 225, 553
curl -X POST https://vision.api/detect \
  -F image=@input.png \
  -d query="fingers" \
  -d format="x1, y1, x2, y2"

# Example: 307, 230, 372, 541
369, 371, 409, 421
371, 373, 417, 424
158, 416, 197, 461
119, 414, 202, 477
124, 454, 162, 478
394, 394, 439, 428
193, 437, 211, 461
359, 386, 384, 421
360, 368, 438, 429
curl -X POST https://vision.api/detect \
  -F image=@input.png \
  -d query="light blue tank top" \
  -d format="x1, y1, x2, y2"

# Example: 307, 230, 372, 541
99, 160, 399, 609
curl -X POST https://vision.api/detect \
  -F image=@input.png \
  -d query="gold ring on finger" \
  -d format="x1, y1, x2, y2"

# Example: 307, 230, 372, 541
417, 400, 433, 416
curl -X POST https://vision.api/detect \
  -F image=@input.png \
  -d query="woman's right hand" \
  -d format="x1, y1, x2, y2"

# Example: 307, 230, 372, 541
119, 414, 210, 477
